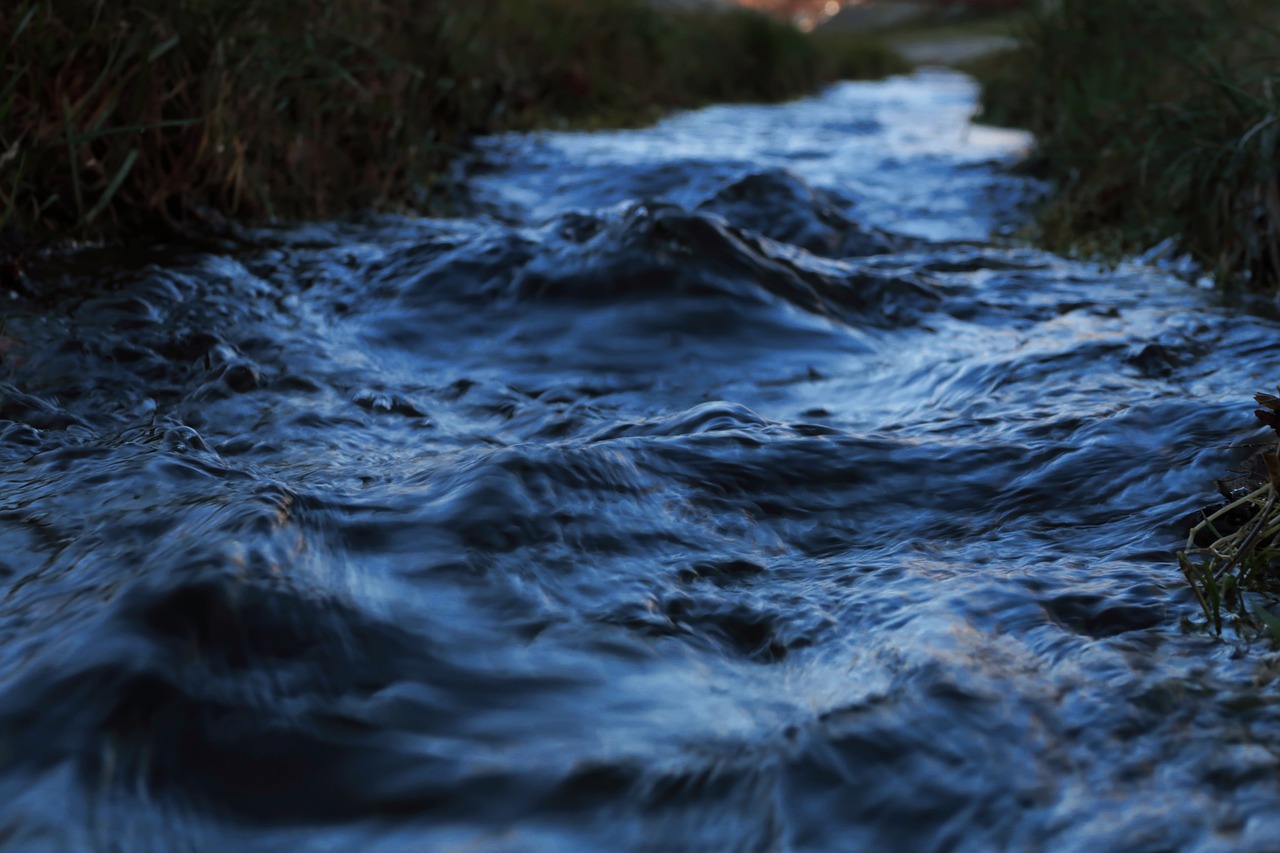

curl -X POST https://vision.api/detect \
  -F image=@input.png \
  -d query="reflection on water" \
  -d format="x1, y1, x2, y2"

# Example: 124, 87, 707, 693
2, 71, 1280, 851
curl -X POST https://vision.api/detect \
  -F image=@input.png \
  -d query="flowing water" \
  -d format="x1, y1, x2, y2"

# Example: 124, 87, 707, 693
4, 70, 1280, 852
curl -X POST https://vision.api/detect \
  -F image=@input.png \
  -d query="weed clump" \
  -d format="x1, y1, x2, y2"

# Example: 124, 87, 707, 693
963, 0, 1280, 289
1181, 390, 1280, 636
0, 0, 905, 243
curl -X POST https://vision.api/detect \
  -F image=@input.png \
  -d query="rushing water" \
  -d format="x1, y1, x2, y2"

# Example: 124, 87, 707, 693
4, 70, 1280, 852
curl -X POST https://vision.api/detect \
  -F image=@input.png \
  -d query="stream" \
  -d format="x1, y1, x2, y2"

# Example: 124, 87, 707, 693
4, 69, 1280, 852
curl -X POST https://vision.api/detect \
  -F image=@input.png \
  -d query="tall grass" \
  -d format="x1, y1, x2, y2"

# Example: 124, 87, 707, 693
0, 0, 906, 242
965, 0, 1280, 289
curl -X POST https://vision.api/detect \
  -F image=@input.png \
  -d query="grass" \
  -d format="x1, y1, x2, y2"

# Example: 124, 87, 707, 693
962, 0, 1280, 290
1180, 392, 1280, 637
809, 29, 912, 83
879, 6, 1028, 44
0, 0, 907, 243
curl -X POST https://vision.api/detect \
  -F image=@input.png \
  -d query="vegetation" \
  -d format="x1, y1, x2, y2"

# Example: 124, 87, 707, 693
809, 28, 910, 84
0, 0, 906, 242
1181, 390, 1280, 637
963, 0, 1280, 290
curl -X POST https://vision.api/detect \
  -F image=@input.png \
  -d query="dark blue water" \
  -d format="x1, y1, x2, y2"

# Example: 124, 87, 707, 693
4, 70, 1280, 851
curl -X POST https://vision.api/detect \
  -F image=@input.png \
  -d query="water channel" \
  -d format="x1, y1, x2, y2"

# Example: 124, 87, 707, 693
3, 70, 1280, 851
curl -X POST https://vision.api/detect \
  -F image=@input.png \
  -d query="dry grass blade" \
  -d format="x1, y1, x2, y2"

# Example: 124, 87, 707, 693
1181, 390, 1280, 635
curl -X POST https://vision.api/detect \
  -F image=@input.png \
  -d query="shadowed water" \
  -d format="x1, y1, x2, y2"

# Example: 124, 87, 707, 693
3, 70, 1280, 852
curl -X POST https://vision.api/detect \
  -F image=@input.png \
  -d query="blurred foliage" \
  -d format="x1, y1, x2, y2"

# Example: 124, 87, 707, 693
0, 0, 906, 241
963, 0, 1280, 289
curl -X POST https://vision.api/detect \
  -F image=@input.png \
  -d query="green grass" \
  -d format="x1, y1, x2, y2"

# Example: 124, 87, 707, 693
0, 0, 906, 243
962, 0, 1280, 290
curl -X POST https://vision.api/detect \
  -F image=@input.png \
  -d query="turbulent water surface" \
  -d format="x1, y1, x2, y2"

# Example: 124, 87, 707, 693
5, 70, 1280, 852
